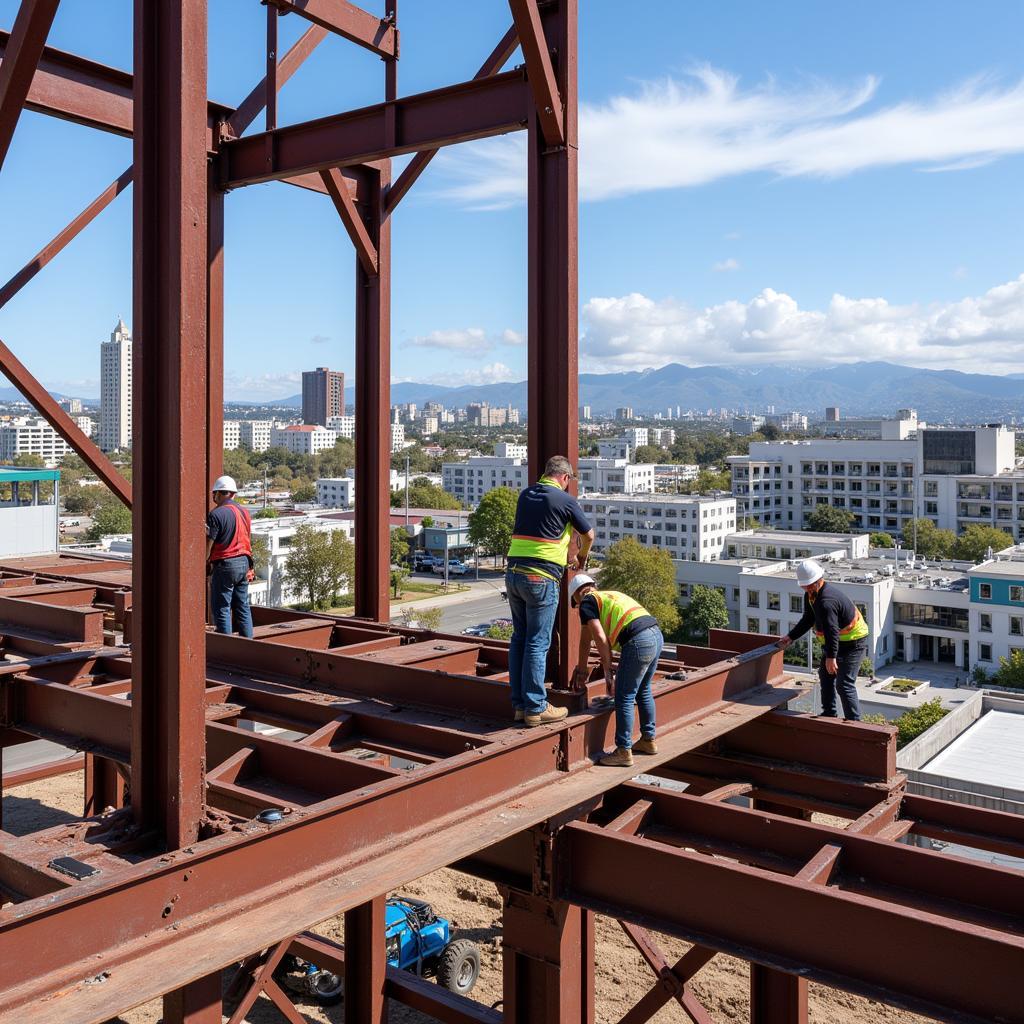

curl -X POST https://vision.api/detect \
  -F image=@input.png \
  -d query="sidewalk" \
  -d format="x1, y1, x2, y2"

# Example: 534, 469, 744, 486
390, 576, 506, 616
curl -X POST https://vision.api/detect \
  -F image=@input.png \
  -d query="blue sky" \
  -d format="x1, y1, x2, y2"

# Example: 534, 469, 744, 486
1, 1, 1023, 401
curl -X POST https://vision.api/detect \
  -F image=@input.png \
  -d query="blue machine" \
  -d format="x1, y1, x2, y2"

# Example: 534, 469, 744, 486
280, 896, 481, 1006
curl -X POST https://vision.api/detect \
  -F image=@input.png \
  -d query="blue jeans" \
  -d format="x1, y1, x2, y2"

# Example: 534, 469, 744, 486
506, 570, 559, 715
614, 626, 662, 749
210, 556, 254, 638
819, 640, 864, 721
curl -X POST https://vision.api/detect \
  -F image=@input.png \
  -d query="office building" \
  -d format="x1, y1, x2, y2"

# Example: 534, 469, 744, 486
60, 397, 82, 414
825, 407, 840, 422
326, 415, 355, 439
73, 416, 94, 439
578, 458, 655, 494
239, 420, 274, 452
0, 417, 72, 466
731, 415, 765, 436
494, 442, 527, 460
614, 407, 634, 421
578, 493, 736, 563
98, 318, 132, 452
650, 427, 675, 447
442, 455, 528, 505
391, 422, 406, 452
223, 421, 240, 450
579, 405, 592, 420
301, 367, 345, 426
271, 424, 337, 455
316, 477, 356, 508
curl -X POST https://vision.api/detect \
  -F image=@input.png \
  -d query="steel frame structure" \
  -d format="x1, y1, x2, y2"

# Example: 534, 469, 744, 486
1, 4, 1023, 1024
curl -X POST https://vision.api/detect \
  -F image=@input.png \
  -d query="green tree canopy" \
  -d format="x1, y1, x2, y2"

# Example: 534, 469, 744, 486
85, 501, 132, 541
291, 481, 316, 503
391, 481, 461, 510
486, 621, 513, 641
680, 468, 731, 494
283, 524, 354, 610
467, 487, 518, 559
251, 535, 270, 575
391, 527, 410, 565
596, 538, 681, 635
398, 604, 444, 631
870, 532, 895, 548
805, 504, 854, 533
252, 506, 279, 519
681, 584, 729, 645
632, 444, 668, 464
12, 453, 45, 468
995, 649, 1024, 689
903, 518, 956, 560
952, 525, 1014, 563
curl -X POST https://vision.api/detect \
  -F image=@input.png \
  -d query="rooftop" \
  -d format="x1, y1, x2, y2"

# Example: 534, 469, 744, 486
923, 710, 1024, 792
580, 491, 734, 504
730, 528, 866, 544
0, 466, 60, 481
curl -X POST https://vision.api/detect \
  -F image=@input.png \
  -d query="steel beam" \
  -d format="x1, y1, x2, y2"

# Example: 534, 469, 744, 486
206, 165, 224, 494
130, 0, 209, 849
321, 166, 378, 274
509, 0, 565, 147
219, 70, 530, 187
0, 0, 60, 170
268, 0, 397, 58
527, 0, 578, 687
384, 24, 519, 215
353, 164, 390, 621
344, 897, 387, 1024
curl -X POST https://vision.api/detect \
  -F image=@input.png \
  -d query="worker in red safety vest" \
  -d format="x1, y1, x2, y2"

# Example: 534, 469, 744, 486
206, 475, 255, 638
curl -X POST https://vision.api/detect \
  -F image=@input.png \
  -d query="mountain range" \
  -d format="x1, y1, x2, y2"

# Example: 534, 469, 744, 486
234, 361, 1024, 421
7, 361, 1024, 421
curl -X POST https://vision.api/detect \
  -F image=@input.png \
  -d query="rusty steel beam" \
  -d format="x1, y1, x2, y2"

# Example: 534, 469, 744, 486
1, 751, 83, 789
206, 166, 225, 495
527, 0, 578, 688
353, 164, 390, 621
320, 166, 377, 274
0, 0, 60, 171
219, 70, 530, 187
343, 897, 387, 1024
384, 23, 519, 215
508, 0, 565, 147
0, 336, 132, 506
130, 0, 209, 850
268, 0, 397, 58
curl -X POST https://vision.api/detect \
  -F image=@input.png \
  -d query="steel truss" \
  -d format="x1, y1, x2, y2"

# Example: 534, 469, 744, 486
0, 4, 1022, 1024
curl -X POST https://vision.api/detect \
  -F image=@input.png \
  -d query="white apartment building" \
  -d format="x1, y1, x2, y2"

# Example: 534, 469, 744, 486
326, 415, 355, 439
578, 493, 736, 563
494, 442, 527, 460
0, 417, 71, 465
654, 463, 699, 491
60, 398, 83, 414
271, 424, 337, 455
239, 420, 274, 452
98, 318, 132, 452
73, 416, 94, 439
578, 457, 655, 494
442, 455, 527, 506
391, 422, 405, 453
316, 477, 355, 508
620, 427, 648, 450
650, 427, 675, 447
728, 425, 1020, 540
223, 421, 240, 450
724, 529, 871, 562
597, 439, 631, 460
421, 416, 439, 436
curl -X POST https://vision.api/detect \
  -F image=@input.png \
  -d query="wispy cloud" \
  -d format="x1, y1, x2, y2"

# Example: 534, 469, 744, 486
580, 273, 1024, 375
310, 334, 331, 344
418, 362, 518, 387
403, 327, 524, 355
438, 67, 1024, 206
224, 371, 300, 402
712, 258, 741, 272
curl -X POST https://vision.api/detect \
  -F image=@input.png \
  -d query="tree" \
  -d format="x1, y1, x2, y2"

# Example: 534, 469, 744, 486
391, 527, 410, 565
391, 480, 461, 510
633, 444, 667, 464
681, 585, 729, 645
253, 507, 279, 519
85, 501, 132, 540
486, 621, 513, 641
251, 535, 270, 575
994, 649, 1024, 689
12, 453, 44, 468
893, 699, 948, 748
870, 532, 894, 548
682, 468, 730, 494
63, 487, 101, 515
903, 518, 955, 560
399, 604, 444, 631
467, 487, 517, 561
421, 515, 435, 528
597, 538, 681, 635
390, 564, 409, 598
952, 525, 1014, 563
291, 482, 316, 503
858, 657, 875, 678
760, 423, 781, 441
806, 505, 854, 533
283, 524, 354, 610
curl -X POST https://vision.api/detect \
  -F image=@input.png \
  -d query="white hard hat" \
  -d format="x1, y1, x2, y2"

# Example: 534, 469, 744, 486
568, 573, 596, 605
795, 559, 824, 587
212, 475, 238, 493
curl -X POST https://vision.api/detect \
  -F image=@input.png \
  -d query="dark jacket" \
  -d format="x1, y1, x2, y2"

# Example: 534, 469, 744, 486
786, 582, 864, 659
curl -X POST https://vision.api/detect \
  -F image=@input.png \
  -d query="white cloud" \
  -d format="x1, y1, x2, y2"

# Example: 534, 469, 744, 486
419, 362, 518, 387
438, 67, 1024, 206
501, 328, 525, 346
224, 371, 300, 402
712, 258, 740, 272
403, 327, 523, 355
580, 273, 1024, 374
952, 265, 970, 280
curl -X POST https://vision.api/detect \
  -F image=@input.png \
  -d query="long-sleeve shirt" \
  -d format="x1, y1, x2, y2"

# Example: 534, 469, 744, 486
786, 583, 862, 659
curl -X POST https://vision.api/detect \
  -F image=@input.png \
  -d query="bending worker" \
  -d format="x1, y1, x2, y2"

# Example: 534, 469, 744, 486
506, 455, 594, 727
206, 475, 255, 638
777, 559, 868, 721
569, 574, 662, 767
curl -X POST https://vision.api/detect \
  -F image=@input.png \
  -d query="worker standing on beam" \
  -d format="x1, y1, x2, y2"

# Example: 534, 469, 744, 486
506, 455, 595, 727
206, 475, 255, 639
777, 559, 868, 721
569, 574, 662, 767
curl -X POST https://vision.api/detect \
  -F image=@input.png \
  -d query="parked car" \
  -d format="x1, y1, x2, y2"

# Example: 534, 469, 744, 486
462, 623, 492, 637
432, 560, 469, 576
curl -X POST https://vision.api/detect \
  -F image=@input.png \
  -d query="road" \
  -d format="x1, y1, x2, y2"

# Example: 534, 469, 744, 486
438, 591, 510, 634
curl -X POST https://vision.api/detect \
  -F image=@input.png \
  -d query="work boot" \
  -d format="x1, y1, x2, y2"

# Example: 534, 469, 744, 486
524, 703, 569, 727
598, 746, 634, 767
633, 737, 658, 755
514, 708, 524, 722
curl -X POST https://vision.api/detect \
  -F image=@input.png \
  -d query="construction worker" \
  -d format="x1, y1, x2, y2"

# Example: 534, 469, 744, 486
777, 559, 868, 721
506, 455, 595, 727
206, 475, 255, 638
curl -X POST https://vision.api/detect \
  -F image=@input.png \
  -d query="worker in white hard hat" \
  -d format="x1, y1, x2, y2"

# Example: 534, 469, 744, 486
777, 559, 869, 721
569, 573, 662, 768
205, 474, 255, 638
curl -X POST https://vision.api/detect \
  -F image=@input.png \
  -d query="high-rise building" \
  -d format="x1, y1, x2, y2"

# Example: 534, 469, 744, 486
60, 397, 83, 414
579, 405, 592, 421
99, 318, 132, 453
302, 367, 345, 426
825, 406, 840, 422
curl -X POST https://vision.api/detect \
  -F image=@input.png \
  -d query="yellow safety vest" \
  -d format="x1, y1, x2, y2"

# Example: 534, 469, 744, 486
812, 599, 869, 643
507, 476, 573, 567
593, 590, 648, 649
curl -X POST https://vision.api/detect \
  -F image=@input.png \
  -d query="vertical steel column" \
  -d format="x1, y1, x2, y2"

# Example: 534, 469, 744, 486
344, 896, 387, 1024
131, 0, 209, 850
527, 0, 578, 687
502, 889, 594, 1024
162, 972, 222, 1023
206, 167, 225, 494
83, 754, 125, 816
354, 164, 391, 622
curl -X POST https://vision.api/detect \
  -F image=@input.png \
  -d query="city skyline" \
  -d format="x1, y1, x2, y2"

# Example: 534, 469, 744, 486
0, 2, 1023, 401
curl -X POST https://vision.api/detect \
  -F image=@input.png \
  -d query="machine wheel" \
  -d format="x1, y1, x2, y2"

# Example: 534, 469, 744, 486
306, 968, 343, 1006
436, 939, 480, 996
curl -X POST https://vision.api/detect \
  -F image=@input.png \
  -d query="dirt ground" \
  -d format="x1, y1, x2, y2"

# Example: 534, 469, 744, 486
4, 773, 930, 1024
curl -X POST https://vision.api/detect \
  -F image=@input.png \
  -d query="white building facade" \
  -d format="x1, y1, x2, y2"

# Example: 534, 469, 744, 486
578, 458, 655, 494
98, 318, 132, 453
442, 455, 528, 506
316, 477, 356, 508
0, 417, 72, 466
223, 421, 241, 450
326, 415, 355, 439
239, 420, 275, 452
271, 424, 337, 455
